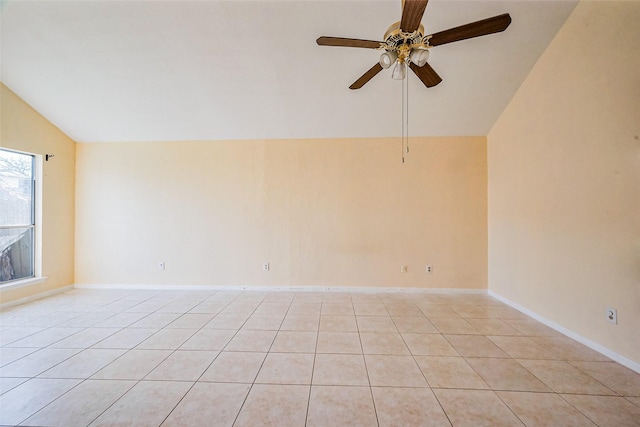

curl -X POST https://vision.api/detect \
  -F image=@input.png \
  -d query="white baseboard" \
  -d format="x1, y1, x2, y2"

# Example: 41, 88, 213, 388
0, 285, 74, 310
488, 290, 640, 374
73, 283, 487, 295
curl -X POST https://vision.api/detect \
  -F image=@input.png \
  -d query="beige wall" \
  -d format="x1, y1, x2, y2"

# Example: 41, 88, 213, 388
0, 84, 76, 304
488, 1, 640, 363
75, 137, 487, 289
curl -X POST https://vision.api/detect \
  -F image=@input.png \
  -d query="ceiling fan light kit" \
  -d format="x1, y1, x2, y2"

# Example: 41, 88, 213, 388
316, 0, 512, 89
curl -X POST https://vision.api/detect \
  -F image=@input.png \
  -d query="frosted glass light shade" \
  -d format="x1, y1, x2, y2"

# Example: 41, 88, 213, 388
379, 51, 398, 69
410, 49, 430, 67
391, 62, 406, 80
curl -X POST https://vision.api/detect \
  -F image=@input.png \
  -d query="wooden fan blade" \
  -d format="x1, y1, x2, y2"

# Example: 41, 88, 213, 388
316, 36, 383, 49
428, 13, 512, 47
400, 0, 429, 33
409, 62, 442, 88
350, 63, 384, 90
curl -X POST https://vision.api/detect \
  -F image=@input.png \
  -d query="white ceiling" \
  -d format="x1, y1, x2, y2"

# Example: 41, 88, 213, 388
0, 0, 577, 143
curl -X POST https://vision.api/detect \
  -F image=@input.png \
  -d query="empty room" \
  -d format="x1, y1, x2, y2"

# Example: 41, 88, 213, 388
1, 0, 639, 425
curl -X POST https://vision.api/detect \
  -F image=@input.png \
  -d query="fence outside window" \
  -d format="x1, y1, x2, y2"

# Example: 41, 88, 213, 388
0, 148, 36, 284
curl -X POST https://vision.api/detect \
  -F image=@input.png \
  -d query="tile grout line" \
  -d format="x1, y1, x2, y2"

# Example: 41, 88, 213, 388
303, 293, 324, 427
556, 392, 602, 426
230, 292, 293, 427
154, 290, 249, 427
0, 291, 164, 372
388, 300, 456, 426
82, 291, 222, 427
356, 294, 381, 427
72, 290, 228, 426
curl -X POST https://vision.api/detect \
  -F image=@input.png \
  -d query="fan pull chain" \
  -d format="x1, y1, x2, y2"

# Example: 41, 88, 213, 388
401, 67, 409, 163
401, 68, 406, 163
406, 71, 410, 155
401, 71, 404, 163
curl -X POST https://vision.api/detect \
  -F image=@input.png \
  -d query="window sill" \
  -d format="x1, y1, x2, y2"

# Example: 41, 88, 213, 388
0, 277, 48, 291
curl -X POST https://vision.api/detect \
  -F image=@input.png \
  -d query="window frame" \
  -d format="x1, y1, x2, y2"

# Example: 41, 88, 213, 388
0, 147, 44, 290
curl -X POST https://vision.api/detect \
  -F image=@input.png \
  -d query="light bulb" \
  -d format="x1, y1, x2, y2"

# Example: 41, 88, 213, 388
391, 61, 406, 80
410, 49, 430, 67
379, 51, 398, 69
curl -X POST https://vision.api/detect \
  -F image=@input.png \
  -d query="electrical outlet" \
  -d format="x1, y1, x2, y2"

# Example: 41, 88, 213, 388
401, 265, 408, 273
606, 308, 617, 324
426, 265, 433, 274
159, 261, 165, 271
263, 262, 270, 272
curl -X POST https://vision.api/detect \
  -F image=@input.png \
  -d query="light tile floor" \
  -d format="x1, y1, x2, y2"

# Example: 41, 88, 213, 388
1, 289, 639, 426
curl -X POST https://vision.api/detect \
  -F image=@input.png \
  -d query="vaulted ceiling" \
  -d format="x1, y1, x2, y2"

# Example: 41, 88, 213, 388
0, 0, 577, 143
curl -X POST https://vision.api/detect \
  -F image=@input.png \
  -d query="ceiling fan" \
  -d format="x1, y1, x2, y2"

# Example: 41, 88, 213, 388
316, 0, 512, 89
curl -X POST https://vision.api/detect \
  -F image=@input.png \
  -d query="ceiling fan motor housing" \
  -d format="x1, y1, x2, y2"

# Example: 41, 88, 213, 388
382, 21, 430, 65
383, 21, 425, 47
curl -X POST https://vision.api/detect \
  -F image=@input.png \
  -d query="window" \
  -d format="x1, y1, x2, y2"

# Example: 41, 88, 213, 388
0, 148, 40, 285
